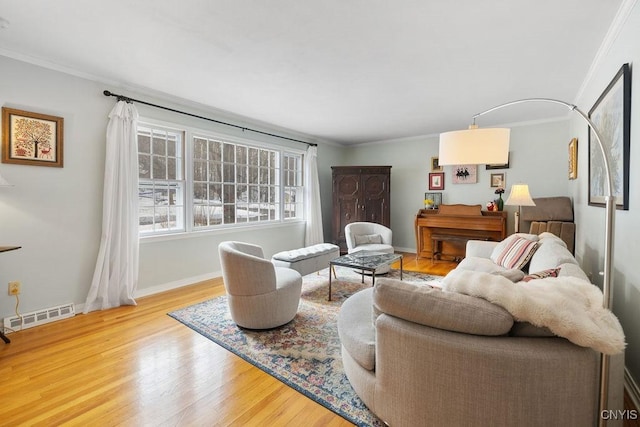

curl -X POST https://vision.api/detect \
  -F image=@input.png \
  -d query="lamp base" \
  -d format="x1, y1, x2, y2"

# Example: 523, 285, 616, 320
514, 210, 520, 233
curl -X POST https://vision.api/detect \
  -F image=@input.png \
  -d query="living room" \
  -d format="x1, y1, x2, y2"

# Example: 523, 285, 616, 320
0, 1, 639, 424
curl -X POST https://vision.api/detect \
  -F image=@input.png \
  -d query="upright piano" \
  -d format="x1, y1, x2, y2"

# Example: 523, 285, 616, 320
415, 204, 507, 260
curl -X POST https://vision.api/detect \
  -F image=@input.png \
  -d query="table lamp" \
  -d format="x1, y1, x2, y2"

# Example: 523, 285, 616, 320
504, 184, 536, 233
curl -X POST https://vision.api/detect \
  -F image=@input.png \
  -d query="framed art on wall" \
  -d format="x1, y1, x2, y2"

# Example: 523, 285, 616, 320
568, 138, 578, 180
430, 156, 442, 172
486, 152, 510, 170
490, 173, 505, 188
1, 107, 64, 167
588, 63, 630, 210
429, 172, 444, 190
452, 164, 477, 184
424, 192, 442, 209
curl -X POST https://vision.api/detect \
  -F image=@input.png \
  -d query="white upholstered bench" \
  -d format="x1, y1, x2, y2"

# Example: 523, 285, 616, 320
271, 243, 340, 277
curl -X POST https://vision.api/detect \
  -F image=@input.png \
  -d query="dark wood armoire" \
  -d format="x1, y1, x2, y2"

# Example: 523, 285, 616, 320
331, 166, 391, 252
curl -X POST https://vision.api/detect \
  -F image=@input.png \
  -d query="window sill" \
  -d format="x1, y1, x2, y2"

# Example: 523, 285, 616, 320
139, 220, 306, 244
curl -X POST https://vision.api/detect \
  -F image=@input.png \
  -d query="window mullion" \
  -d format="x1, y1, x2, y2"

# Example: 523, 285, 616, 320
184, 129, 194, 233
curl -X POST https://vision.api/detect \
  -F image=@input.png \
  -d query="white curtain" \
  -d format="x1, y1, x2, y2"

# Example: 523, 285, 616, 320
304, 145, 324, 246
84, 101, 140, 313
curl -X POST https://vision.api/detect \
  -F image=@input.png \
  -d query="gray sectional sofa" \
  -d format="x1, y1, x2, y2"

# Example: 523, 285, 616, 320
338, 232, 625, 426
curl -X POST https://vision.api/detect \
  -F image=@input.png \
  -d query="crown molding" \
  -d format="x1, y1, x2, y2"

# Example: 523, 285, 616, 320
574, 0, 638, 104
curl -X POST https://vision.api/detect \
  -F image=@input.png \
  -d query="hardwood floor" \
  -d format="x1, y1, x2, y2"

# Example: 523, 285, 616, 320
1, 254, 637, 426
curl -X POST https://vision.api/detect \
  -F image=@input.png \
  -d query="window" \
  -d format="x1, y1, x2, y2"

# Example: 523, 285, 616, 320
138, 126, 185, 233
283, 152, 303, 219
137, 122, 304, 236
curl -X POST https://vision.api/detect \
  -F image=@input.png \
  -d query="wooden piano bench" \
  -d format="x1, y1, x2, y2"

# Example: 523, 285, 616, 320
431, 234, 487, 263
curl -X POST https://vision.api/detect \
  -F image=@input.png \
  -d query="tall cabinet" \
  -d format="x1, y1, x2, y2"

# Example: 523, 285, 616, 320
331, 166, 391, 252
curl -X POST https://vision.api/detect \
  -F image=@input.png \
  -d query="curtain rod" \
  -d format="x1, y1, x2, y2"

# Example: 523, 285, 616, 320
102, 90, 317, 147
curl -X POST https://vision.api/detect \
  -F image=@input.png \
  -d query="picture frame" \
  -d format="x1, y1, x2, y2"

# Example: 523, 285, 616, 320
588, 63, 630, 210
429, 172, 444, 190
485, 152, 510, 170
568, 138, 578, 180
1, 107, 64, 167
452, 164, 477, 184
430, 156, 442, 172
424, 192, 442, 209
490, 173, 505, 188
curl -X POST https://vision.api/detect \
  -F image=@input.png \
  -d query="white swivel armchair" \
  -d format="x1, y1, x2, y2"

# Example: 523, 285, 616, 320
344, 222, 394, 274
218, 241, 302, 329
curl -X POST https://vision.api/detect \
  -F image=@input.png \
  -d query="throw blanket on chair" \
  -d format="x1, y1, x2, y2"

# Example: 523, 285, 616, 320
442, 269, 625, 354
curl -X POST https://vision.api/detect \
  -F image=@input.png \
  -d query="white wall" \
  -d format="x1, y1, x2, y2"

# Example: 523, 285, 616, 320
571, 1, 640, 389
341, 119, 571, 251
0, 55, 341, 318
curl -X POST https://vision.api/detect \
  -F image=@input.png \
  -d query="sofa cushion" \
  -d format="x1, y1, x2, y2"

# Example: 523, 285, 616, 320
373, 278, 513, 336
457, 256, 506, 273
338, 288, 376, 371
528, 236, 577, 272
491, 235, 538, 269
354, 234, 383, 245
538, 231, 568, 248
557, 262, 590, 282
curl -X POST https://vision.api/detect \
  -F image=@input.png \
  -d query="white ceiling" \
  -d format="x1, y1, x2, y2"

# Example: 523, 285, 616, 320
0, 1, 625, 144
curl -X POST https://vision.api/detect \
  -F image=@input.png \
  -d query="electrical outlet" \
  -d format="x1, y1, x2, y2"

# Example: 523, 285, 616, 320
8, 281, 21, 296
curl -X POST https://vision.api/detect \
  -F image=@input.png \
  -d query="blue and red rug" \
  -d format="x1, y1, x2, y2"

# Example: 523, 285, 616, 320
168, 267, 441, 427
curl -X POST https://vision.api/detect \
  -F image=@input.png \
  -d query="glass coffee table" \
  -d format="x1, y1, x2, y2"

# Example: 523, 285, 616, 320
328, 251, 403, 301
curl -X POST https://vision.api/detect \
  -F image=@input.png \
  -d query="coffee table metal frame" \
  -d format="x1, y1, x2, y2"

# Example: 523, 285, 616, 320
328, 251, 403, 301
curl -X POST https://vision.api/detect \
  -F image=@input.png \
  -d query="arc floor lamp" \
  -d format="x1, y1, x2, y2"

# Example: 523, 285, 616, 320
439, 98, 616, 426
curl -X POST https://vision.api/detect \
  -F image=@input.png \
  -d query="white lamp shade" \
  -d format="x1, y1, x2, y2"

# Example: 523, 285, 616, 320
439, 127, 510, 165
505, 184, 536, 206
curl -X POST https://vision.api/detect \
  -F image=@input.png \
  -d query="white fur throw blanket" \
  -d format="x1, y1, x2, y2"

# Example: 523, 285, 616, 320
442, 270, 625, 354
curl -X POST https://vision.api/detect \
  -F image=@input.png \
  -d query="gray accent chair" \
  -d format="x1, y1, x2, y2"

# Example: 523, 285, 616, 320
345, 222, 394, 274
521, 196, 575, 253
218, 241, 302, 329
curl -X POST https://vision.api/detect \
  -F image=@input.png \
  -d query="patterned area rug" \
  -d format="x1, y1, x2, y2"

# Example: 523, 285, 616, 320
168, 267, 442, 427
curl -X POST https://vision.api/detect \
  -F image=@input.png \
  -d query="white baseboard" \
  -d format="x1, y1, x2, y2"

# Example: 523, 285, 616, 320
56, 272, 224, 316
134, 270, 223, 298
625, 368, 640, 410
394, 246, 416, 254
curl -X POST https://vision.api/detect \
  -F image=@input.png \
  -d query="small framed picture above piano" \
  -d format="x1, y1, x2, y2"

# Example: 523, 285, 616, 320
424, 192, 442, 209
429, 172, 444, 190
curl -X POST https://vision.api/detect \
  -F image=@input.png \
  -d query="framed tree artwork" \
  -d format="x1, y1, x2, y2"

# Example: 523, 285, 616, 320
588, 63, 630, 210
2, 107, 64, 167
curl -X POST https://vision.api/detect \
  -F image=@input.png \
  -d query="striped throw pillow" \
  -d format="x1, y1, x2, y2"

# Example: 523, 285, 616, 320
522, 267, 561, 282
492, 236, 538, 269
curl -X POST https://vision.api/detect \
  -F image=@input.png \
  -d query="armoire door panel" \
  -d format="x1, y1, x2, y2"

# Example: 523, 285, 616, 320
363, 197, 387, 224
335, 174, 360, 197
361, 174, 387, 198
